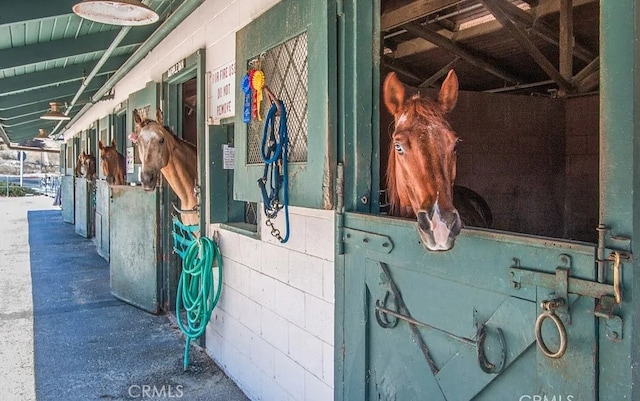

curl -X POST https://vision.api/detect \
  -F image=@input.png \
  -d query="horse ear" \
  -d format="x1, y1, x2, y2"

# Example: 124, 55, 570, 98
111, 138, 116, 147
438, 69, 458, 113
156, 109, 163, 124
98, 140, 104, 150
383, 72, 406, 116
133, 109, 143, 127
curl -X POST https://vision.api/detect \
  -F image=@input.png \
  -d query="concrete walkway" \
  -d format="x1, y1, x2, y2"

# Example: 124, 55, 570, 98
0, 195, 249, 401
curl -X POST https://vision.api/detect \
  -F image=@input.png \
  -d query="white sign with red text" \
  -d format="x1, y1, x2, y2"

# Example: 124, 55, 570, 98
210, 61, 235, 121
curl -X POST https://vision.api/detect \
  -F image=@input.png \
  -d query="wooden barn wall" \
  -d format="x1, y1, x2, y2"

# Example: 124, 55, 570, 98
448, 90, 567, 238
563, 94, 599, 243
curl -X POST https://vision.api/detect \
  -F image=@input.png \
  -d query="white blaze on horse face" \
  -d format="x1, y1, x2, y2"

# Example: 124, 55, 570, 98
396, 113, 408, 128
428, 202, 452, 249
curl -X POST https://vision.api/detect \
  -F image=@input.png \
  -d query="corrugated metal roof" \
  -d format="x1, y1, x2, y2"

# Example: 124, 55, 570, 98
0, 0, 185, 146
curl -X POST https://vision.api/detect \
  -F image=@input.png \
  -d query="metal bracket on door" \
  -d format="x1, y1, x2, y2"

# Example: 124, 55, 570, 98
510, 252, 626, 350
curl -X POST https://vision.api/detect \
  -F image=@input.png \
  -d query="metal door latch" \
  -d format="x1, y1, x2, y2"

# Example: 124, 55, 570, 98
509, 252, 626, 354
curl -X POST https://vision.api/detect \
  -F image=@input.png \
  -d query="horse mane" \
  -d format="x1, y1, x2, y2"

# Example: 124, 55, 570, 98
386, 140, 401, 216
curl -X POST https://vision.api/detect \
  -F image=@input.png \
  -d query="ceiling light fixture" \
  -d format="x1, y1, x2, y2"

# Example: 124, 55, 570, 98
72, 0, 159, 26
35, 129, 49, 139
41, 102, 71, 121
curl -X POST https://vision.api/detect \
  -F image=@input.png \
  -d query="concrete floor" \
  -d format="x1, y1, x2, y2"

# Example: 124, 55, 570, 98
0, 195, 249, 401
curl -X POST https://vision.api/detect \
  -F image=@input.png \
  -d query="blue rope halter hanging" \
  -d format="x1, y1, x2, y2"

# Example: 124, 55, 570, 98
257, 95, 290, 243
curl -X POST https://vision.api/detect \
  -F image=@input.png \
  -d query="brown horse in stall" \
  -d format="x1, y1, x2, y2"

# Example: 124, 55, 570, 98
130, 109, 199, 226
383, 70, 491, 251
75, 151, 97, 180
98, 139, 126, 185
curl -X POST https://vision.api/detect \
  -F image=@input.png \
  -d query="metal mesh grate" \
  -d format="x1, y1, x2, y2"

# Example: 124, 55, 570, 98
247, 32, 308, 164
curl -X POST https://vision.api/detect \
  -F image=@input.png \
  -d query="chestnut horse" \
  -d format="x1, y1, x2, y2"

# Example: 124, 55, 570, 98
98, 139, 126, 185
383, 70, 491, 251
130, 109, 199, 226
75, 151, 97, 181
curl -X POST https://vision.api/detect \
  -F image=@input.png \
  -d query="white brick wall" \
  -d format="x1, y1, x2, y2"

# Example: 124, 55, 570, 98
208, 206, 335, 401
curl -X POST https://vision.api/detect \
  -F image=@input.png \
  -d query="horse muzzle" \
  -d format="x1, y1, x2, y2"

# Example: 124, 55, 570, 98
416, 205, 461, 251
140, 171, 158, 191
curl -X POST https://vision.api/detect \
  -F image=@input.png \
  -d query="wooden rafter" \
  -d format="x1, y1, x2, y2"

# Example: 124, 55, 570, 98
572, 56, 599, 92
481, 0, 573, 92
559, 0, 573, 83
381, 0, 465, 31
382, 55, 423, 84
402, 21, 522, 84
419, 57, 461, 88
492, 0, 594, 62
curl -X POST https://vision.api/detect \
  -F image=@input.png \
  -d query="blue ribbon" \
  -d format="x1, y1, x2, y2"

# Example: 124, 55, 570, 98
241, 74, 252, 123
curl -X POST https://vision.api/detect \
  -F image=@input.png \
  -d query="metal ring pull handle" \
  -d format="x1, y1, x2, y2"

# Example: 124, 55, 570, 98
476, 324, 506, 374
534, 299, 568, 359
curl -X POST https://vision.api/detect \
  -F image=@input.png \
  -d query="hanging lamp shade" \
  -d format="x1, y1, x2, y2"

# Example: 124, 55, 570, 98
41, 102, 71, 121
35, 129, 49, 139
72, 0, 159, 26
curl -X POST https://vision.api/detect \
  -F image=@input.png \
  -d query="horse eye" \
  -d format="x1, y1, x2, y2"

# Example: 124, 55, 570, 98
394, 142, 404, 154
454, 139, 461, 153
159, 137, 165, 144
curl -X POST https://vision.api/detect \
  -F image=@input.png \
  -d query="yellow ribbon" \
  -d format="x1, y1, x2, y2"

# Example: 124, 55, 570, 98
252, 70, 265, 121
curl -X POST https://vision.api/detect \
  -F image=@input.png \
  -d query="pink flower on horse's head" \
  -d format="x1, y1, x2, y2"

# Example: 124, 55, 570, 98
129, 132, 138, 143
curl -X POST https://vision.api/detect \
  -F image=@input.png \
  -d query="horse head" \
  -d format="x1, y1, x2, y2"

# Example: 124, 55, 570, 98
131, 109, 172, 191
98, 139, 125, 185
83, 152, 97, 181
383, 70, 461, 251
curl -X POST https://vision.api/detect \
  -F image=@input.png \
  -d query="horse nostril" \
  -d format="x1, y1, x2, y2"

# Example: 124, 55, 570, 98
450, 210, 462, 236
417, 211, 431, 232
141, 171, 154, 183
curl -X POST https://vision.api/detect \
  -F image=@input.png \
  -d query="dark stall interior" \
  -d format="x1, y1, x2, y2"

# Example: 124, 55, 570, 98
380, 0, 600, 243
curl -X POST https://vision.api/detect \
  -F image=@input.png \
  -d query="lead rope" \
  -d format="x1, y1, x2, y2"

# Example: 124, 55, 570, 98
257, 99, 290, 243
172, 216, 223, 371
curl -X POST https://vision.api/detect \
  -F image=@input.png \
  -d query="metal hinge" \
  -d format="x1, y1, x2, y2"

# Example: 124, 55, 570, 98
342, 227, 394, 254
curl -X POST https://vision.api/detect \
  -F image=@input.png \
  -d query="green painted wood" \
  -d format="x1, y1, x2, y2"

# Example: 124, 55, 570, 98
94, 180, 110, 261
74, 178, 94, 238
599, 1, 639, 399
61, 175, 74, 224
340, 213, 599, 400
97, 115, 112, 180
209, 124, 244, 223
109, 186, 161, 314
338, 0, 378, 214
234, 0, 338, 210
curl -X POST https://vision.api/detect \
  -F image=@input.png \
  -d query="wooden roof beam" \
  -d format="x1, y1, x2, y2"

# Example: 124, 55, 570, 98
493, 0, 595, 62
381, 0, 465, 31
402, 20, 522, 84
481, 0, 573, 92
419, 57, 460, 88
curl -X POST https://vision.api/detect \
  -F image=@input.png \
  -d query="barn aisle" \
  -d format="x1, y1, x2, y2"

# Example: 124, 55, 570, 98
0, 196, 248, 401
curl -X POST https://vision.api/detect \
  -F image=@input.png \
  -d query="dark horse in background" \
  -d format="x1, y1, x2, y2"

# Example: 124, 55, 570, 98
383, 70, 492, 251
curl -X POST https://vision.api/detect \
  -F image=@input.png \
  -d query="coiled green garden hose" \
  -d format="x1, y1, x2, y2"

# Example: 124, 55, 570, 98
175, 235, 223, 371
